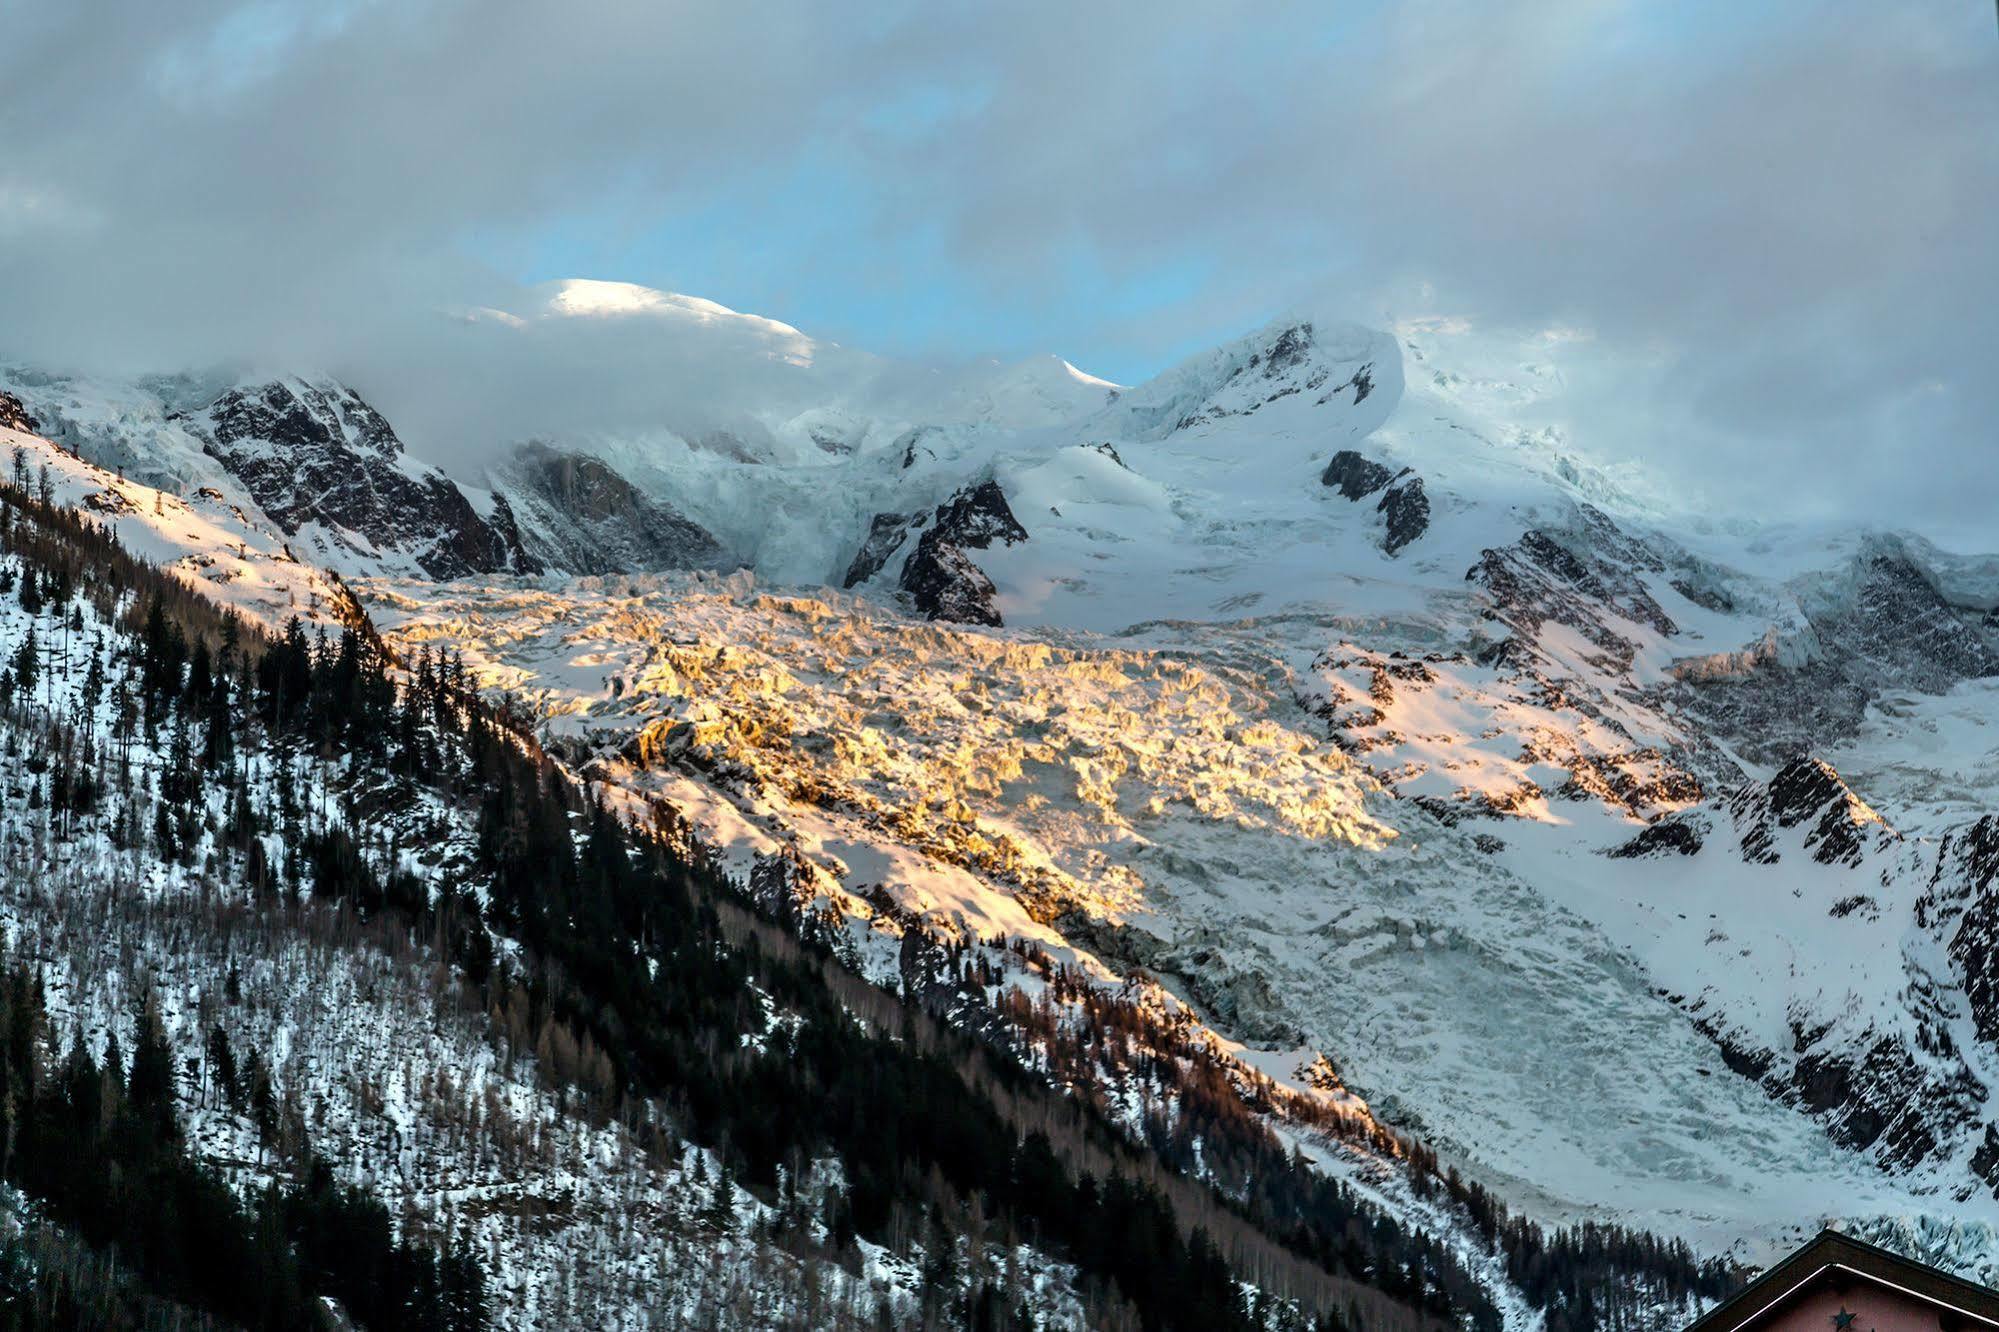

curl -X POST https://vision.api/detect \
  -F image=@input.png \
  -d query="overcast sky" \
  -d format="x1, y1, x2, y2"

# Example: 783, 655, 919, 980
0, 1, 1992, 543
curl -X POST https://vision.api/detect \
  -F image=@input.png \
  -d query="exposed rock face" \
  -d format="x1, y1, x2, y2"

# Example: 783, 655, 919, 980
897, 480, 1029, 626
0, 391, 39, 434
483, 493, 534, 570
924, 479, 1029, 550
903, 539, 1005, 626
1766, 757, 1873, 833
843, 512, 917, 588
1321, 449, 1394, 500
496, 443, 729, 574
1678, 655, 1869, 769
1831, 549, 1999, 691
1788, 1029, 1981, 1167
1322, 450, 1428, 554
1729, 757, 1891, 868
1378, 472, 1429, 554
1608, 816, 1705, 859
1681, 543, 1999, 765
1471, 510, 1678, 672
1936, 818, 1999, 1052
194, 379, 539, 579
204, 378, 399, 466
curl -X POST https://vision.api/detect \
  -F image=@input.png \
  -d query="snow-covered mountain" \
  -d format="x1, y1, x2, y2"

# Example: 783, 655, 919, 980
4, 284, 1997, 1327
0, 370, 538, 581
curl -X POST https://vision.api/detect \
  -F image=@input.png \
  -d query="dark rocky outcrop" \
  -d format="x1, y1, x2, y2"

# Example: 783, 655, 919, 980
1727, 756, 1890, 868
0, 390, 39, 434
1677, 656, 1871, 770
896, 480, 1029, 626
1608, 817, 1704, 859
903, 538, 1006, 626
924, 480, 1030, 550
1835, 549, 1999, 692
1766, 756, 1861, 828
1470, 513, 1678, 672
1787, 1029, 1980, 1168
497, 443, 728, 574
1378, 472, 1429, 554
843, 512, 918, 588
1928, 817, 1999, 1045
1321, 449, 1393, 500
484, 492, 533, 568
1972, 1126, 1999, 1194
1322, 451, 1429, 555
194, 379, 539, 579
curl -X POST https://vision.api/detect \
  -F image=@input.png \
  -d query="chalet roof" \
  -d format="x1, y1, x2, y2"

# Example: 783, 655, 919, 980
1687, 1230, 1999, 1332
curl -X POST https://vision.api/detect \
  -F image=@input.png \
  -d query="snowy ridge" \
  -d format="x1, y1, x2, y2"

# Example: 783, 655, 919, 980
0, 421, 357, 632
2, 370, 535, 582
1085, 315, 1398, 443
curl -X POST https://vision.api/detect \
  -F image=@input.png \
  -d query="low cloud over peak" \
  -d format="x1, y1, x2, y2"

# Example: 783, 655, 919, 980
0, 0, 1991, 544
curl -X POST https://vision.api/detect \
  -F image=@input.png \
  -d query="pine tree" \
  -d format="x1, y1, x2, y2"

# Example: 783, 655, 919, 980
126, 995, 178, 1144
206, 1025, 240, 1110
10, 626, 35, 698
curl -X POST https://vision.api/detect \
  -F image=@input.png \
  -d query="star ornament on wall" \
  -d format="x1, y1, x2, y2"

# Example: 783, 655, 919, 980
1831, 1310, 1857, 1330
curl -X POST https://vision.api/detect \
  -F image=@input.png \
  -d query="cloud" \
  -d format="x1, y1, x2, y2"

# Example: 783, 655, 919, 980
0, 0, 1991, 542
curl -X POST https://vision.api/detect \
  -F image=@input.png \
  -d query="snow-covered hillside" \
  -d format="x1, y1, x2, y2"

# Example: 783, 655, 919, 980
360, 304, 1999, 1274
0, 373, 536, 582
0, 412, 356, 632
6, 289, 1998, 1325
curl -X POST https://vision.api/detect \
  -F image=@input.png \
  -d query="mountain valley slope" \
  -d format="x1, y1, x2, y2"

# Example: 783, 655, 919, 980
4, 291, 1998, 1325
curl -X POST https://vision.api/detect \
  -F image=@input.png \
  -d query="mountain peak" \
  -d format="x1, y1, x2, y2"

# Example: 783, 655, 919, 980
1088, 313, 1402, 444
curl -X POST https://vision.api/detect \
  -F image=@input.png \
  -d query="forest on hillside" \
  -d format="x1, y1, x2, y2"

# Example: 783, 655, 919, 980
0, 454, 1737, 1330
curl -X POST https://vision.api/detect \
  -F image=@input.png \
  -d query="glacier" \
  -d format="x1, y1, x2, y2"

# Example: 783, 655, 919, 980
8, 286, 1999, 1314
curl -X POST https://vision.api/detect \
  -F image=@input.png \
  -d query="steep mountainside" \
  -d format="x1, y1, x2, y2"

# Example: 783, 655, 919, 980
373, 304, 1999, 1277
191, 377, 541, 579
5, 290, 1996, 1327
2, 371, 537, 582
493, 442, 731, 574
0, 420, 1512, 1331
